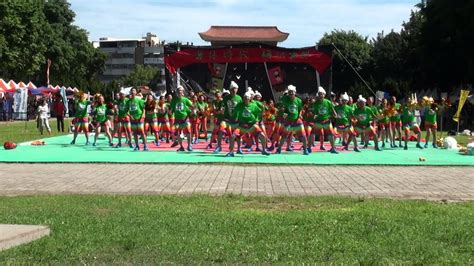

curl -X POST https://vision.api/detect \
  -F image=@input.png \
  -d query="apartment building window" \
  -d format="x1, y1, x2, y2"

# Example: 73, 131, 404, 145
109, 53, 135, 59
107, 64, 135, 69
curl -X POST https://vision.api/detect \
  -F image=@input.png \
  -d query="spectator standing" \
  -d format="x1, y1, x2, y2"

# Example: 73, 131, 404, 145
53, 96, 65, 132
0, 96, 4, 121
37, 98, 52, 135
3, 94, 12, 121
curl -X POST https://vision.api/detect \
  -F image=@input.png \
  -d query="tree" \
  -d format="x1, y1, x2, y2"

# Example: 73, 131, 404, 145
367, 5, 427, 96
0, 1, 48, 80
420, 0, 474, 88
39, 0, 106, 89
120, 65, 160, 88
0, 0, 105, 89
318, 30, 373, 96
369, 31, 408, 95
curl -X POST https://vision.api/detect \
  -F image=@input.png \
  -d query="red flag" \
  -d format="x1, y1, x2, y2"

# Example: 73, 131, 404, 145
46, 59, 52, 85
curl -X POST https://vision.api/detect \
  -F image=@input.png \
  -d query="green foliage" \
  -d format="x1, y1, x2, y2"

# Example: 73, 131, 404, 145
0, 0, 105, 89
420, 0, 474, 88
120, 65, 160, 88
318, 30, 373, 95
319, 0, 473, 96
369, 31, 409, 95
0, 1, 48, 80
0, 195, 472, 263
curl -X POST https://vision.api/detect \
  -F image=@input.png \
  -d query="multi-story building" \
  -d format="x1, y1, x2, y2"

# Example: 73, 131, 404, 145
98, 32, 166, 90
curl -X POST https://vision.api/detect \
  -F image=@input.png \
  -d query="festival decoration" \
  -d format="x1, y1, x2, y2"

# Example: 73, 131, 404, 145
421, 96, 435, 107
453, 90, 470, 123
93, 93, 102, 102
443, 137, 458, 149
407, 93, 418, 109
31, 140, 46, 146
3, 141, 17, 150
467, 142, 474, 156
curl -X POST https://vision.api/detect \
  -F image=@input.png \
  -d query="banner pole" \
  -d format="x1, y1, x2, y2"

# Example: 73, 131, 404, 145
264, 62, 276, 102
440, 113, 443, 138
176, 42, 181, 88
245, 62, 248, 90
315, 70, 320, 88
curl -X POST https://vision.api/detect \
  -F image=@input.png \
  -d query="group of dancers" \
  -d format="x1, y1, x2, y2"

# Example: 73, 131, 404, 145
69, 81, 443, 156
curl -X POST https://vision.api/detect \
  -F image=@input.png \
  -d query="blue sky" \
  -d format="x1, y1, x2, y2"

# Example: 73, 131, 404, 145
70, 0, 420, 47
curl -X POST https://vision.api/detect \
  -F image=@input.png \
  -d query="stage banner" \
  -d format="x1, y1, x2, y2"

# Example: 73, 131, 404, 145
166, 47, 332, 75
453, 90, 470, 122
208, 63, 226, 78
268, 66, 284, 85
211, 78, 224, 92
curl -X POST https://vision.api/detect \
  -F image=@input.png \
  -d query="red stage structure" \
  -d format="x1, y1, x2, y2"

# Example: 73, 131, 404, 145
164, 26, 333, 100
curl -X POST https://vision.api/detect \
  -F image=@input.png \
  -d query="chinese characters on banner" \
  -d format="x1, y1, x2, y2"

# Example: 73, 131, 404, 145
165, 47, 332, 75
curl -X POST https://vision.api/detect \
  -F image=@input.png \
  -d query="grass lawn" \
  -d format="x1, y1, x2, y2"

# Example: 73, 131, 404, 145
0, 119, 72, 144
0, 195, 472, 264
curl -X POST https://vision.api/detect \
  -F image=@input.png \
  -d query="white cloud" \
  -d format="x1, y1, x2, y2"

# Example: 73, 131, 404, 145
70, 0, 418, 47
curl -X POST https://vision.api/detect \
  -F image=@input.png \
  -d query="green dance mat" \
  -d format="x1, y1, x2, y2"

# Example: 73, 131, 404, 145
0, 134, 472, 166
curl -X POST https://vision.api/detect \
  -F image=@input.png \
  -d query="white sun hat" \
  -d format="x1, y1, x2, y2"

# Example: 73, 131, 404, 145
246, 86, 255, 96
287, 85, 297, 93
357, 95, 367, 103
244, 90, 253, 99
341, 92, 349, 101
230, 81, 239, 89
318, 86, 326, 94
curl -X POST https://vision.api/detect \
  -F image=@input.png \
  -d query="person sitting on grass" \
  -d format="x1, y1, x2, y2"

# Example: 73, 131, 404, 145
170, 86, 194, 152
128, 88, 148, 151
71, 92, 90, 145
92, 95, 113, 147
226, 89, 270, 157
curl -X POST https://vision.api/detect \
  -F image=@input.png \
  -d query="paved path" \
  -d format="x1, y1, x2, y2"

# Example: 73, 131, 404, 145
0, 164, 472, 201
0, 224, 50, 251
